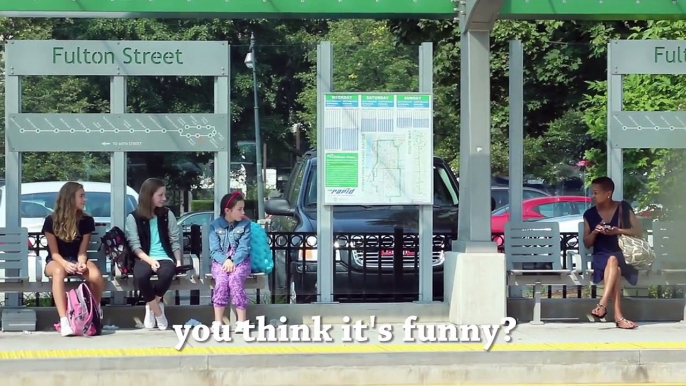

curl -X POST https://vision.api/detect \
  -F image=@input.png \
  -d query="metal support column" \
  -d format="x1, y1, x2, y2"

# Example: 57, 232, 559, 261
110, 76, 128, 305
508, 40, 524, 223
110, 77, 127, 230
508, 40, 525, 299
4, 73, 22, 306
455, 30, 496, 252
607, 43, 624, 200
316, 41, 335, 303
214, 53, 231, 217
417, 42, 435, 303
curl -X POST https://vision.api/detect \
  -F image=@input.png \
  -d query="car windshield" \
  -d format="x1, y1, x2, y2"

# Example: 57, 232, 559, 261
303, 164, 459, 207
21, 192, 138, 217
492, 205, 509, 215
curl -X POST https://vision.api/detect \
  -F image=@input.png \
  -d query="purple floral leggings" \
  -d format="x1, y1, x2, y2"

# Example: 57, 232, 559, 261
211, 259, 252, 310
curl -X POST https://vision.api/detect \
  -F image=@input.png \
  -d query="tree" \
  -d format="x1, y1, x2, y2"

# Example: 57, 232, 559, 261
295, 20, 419, 142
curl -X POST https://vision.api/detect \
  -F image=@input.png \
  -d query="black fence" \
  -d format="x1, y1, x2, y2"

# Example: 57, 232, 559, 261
23, 229, 596, 307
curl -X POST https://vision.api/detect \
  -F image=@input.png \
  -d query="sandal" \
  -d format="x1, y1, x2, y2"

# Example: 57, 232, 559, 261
591, 303, 607, 319
616, 318, 637, 329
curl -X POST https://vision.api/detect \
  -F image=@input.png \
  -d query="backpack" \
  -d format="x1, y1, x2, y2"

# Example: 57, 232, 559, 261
55, 283, 102, 336
249, 222, 273, 274
100, 226, 134, 277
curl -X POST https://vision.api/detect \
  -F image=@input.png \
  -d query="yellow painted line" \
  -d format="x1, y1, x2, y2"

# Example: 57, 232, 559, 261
1, 341, 686, 360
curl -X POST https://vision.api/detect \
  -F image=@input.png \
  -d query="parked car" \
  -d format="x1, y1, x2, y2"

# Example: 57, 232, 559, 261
491, 196, 592, 233
264, 149, 460, 303
177, 210, 213, 249
491, 186, 551, 210
0, 181, 139, 232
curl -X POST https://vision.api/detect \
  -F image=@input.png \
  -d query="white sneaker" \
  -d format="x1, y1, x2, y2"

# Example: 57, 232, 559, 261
155, 302, 168, 331
144, 305, 156, 329
60, 317, 74, 337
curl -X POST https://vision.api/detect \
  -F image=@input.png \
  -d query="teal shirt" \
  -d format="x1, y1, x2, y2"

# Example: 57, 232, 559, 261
149, 218, 172, 261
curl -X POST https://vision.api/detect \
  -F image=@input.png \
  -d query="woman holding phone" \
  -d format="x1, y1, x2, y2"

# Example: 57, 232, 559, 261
583, 176, 643, 329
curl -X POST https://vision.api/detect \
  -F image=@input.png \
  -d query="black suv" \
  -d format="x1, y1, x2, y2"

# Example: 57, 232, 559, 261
265, 150, 460, 303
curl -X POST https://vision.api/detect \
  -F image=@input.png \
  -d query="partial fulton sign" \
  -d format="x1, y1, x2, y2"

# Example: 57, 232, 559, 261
610, 39, 686, 75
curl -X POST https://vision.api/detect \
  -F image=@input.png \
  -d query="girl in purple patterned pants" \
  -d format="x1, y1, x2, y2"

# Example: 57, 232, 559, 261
207, 192, 253, 333
211, 258, 252, 311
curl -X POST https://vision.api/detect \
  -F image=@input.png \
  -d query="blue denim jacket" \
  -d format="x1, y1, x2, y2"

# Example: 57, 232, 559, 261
208, 216, 251, 265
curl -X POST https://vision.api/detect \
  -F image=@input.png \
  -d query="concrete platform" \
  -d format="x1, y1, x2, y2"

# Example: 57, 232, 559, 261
2, 321, 686, 385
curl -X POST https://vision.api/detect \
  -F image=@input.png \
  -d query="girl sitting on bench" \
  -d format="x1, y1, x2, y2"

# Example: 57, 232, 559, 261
208, 191, 252, 333
125, 178, 183, 331
43, 181, 105, 337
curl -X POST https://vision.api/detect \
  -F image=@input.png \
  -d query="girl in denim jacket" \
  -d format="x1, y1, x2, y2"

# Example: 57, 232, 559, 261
208, 192, 252, 332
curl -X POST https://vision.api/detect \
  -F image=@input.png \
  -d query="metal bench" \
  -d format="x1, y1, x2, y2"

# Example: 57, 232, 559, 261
577, 222, 664, 287
109, 226, 204, 292
652, 221, 686, 322
505, 222, 581, 324
0, 227, 30, 292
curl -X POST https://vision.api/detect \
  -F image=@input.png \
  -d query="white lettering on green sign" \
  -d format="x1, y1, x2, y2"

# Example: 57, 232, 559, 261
52, 46, 185, 65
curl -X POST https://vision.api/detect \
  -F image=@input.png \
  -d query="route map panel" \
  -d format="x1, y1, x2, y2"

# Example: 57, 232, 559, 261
6, 113, 228, 152
322, 93, 433, 206
609, 111, 686, 149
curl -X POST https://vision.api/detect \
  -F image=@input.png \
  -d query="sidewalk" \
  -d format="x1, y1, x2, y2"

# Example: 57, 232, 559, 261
2, 322, 686, 385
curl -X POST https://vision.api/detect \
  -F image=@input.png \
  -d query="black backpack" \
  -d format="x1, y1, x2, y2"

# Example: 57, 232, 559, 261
100, 226, 134, 278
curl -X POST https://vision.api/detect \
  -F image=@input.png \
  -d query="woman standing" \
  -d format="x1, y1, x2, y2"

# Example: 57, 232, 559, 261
125, 178, 182, 330
43, 181, 105, 337
583, 176, 642, 329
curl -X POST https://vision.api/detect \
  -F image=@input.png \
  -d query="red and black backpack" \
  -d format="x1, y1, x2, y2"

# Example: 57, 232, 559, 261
100, 226, 134, 277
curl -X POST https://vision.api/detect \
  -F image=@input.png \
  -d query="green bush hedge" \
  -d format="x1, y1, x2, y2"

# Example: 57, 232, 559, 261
191, 200, 214, 211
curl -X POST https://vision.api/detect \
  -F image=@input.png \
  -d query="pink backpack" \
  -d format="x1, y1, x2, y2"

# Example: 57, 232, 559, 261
54, 283, 102, 336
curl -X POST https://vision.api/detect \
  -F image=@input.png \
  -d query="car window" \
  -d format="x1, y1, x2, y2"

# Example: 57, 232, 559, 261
22, 192, 137, 216
21, 201, 52, 218
180, 213, 212, 226
492, 205, 509, 215
523, 190, 549, 200
435, 166, 459, 206
304, 164, 459, 206
532, 202, 575, 218
491, 190, 509, 208
287, 162, 306, 206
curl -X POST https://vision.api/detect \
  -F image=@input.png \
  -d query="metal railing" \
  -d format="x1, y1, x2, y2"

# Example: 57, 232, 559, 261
18, 229, 677, 307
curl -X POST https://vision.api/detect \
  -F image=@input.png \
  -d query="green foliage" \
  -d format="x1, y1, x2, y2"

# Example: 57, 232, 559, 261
191, 200, 214, 211
581, 20, 686, 215
296, 20, 419, 143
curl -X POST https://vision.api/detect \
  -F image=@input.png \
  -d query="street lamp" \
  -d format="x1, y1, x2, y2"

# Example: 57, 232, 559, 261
245, 32, 265, 219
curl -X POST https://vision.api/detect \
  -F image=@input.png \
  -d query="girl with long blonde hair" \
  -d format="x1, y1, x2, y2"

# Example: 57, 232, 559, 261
43, 181, 105, 337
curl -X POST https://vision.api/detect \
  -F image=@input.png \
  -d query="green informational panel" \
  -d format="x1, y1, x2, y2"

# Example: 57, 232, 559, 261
6, 113, 228, 152
322, 92, 433, 206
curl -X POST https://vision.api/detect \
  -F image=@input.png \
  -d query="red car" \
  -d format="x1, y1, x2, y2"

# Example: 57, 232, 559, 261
491, 196, 592, 233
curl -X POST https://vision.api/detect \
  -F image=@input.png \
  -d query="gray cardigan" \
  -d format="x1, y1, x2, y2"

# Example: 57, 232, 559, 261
125, 211, 182, 255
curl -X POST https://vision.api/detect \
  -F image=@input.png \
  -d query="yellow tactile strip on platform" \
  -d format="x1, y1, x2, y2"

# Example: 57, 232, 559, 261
1, 341, 686, 360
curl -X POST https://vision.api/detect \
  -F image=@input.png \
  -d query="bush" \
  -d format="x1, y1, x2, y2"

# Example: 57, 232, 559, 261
191, 200, 213, 211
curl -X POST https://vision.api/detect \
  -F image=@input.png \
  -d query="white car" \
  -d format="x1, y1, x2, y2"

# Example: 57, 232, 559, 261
0, 181, 139, 293
0, 181, 139, 232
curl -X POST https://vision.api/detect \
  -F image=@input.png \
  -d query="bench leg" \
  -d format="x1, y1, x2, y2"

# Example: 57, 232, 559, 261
531, 282, 544, 325
681, 299, 686, 324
